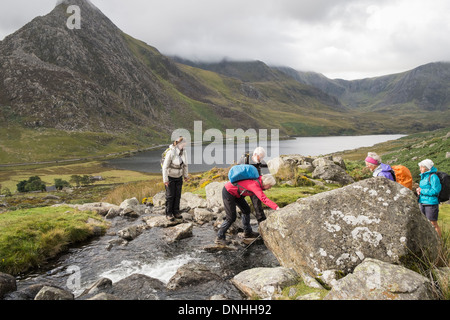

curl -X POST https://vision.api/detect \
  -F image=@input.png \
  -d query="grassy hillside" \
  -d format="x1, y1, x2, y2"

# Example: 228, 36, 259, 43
0, 206, 108, 275
336, 127, 450, 182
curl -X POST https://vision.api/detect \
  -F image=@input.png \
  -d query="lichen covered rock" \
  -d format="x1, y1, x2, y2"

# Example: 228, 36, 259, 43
260, 177, 439, 277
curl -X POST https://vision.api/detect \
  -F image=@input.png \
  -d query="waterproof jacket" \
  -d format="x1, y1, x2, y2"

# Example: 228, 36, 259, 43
225, 177, 279, 211
162, 145, 188, 183
419, 166, 442, 205
373, 163, 395, 181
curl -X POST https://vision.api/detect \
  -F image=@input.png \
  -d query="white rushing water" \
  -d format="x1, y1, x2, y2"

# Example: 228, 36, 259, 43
99, 254, 199, 285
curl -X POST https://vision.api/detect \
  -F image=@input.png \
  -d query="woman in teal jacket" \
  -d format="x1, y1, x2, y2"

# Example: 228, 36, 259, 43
416, 159, 442, 237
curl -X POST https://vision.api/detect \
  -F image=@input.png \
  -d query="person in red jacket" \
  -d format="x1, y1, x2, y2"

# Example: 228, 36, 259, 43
215, 174, 279, 245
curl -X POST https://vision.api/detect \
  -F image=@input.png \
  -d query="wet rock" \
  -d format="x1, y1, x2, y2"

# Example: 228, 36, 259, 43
231, 267, 298, 299
260, 177, 440, 277
167, 262, 222, 291
81, 278, 113, 297
209, 294, 230, 300
164, 223, 194, 243
202, 244, 238, 252
106, 238, 128, 251
3, 283, 52, 300
87, 293, 121, 300
34, 286, 74, 300
143, 215, 180, 228
118, 224, 145, 241
0, 273, 17, 299
105, 274, 166, 300
324, 258, 435, 300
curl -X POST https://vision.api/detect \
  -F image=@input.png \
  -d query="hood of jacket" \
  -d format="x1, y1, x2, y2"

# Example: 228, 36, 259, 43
420, 166, 438, 178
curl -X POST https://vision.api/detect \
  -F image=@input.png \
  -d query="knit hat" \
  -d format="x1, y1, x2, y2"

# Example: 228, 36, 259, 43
365, 156, 380, 165
418, 159, 434, 170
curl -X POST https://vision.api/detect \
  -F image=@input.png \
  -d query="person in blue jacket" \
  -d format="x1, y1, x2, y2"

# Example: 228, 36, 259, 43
416, 159, 442, 237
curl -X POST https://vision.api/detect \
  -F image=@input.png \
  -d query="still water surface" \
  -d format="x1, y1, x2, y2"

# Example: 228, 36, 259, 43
107, 134, 406, 173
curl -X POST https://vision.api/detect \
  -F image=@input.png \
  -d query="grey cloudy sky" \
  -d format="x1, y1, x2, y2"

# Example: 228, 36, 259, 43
1, 0, 449, 80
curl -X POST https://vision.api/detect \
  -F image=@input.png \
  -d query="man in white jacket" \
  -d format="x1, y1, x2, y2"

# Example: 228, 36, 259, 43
162, 137, 189, 221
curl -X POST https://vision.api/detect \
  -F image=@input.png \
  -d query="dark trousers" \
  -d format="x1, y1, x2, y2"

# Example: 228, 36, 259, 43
217, 187, 252, 239
250, 195, 267, 223
165, 176, 183, 216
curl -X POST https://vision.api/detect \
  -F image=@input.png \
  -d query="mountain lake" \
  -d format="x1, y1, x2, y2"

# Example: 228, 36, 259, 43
106, 134, 407, 173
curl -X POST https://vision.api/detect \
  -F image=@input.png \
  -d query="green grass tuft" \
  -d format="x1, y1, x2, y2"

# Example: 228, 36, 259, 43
0, 206, 108, 275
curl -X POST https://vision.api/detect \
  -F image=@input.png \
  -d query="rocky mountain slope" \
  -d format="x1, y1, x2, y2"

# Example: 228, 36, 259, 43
0, 0, 364, 163
0, 0, 448, 163
276, 62, 450, 131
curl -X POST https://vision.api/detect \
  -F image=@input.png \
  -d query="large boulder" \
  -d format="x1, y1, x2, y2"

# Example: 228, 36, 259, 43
260, 177, 440, 277
117, 224, 145, 241
164, 223, 194, 243
205, 182, 226, 209
268, 154, 353, 186
166, 262, 221, 291
181, 192, 208, 209
267, 155, 315, 175
104, 274, 166, 300
311, 158, 354, 185
231, 267, 298, 299
0, 273, 17, 299
34, 286, 74, 300
324, 258, 435, 300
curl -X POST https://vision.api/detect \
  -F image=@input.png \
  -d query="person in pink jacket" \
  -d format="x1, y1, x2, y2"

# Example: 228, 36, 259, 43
215, 174, 279, 245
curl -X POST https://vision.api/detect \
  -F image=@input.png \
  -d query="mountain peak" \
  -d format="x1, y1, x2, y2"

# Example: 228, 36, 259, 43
55, 0, 98, 10
51, 0, 117, 31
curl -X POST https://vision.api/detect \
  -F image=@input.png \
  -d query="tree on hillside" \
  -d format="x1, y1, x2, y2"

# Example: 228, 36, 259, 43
70, 175, 92, 187
54, 179, 70, 190
16, 176, 46, 192
70, 175, 82, 187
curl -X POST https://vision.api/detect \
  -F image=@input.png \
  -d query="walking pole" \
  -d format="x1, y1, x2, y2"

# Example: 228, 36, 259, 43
238, 235, 262, 258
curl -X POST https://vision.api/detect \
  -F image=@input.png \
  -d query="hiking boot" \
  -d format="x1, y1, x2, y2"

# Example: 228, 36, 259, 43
257, 217, 267, 225
244, 230, 260, 239
166, 214, 175, 222
174, 213, 183, 220
215, 237, 230, 246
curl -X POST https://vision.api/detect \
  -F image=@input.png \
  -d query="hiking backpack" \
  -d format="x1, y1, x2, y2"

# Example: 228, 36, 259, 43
391, 165, 413, 190
160, 148, 170, 168
430, 172, 450, 203
229, 164, 260, 184
228, 165, 261, 196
